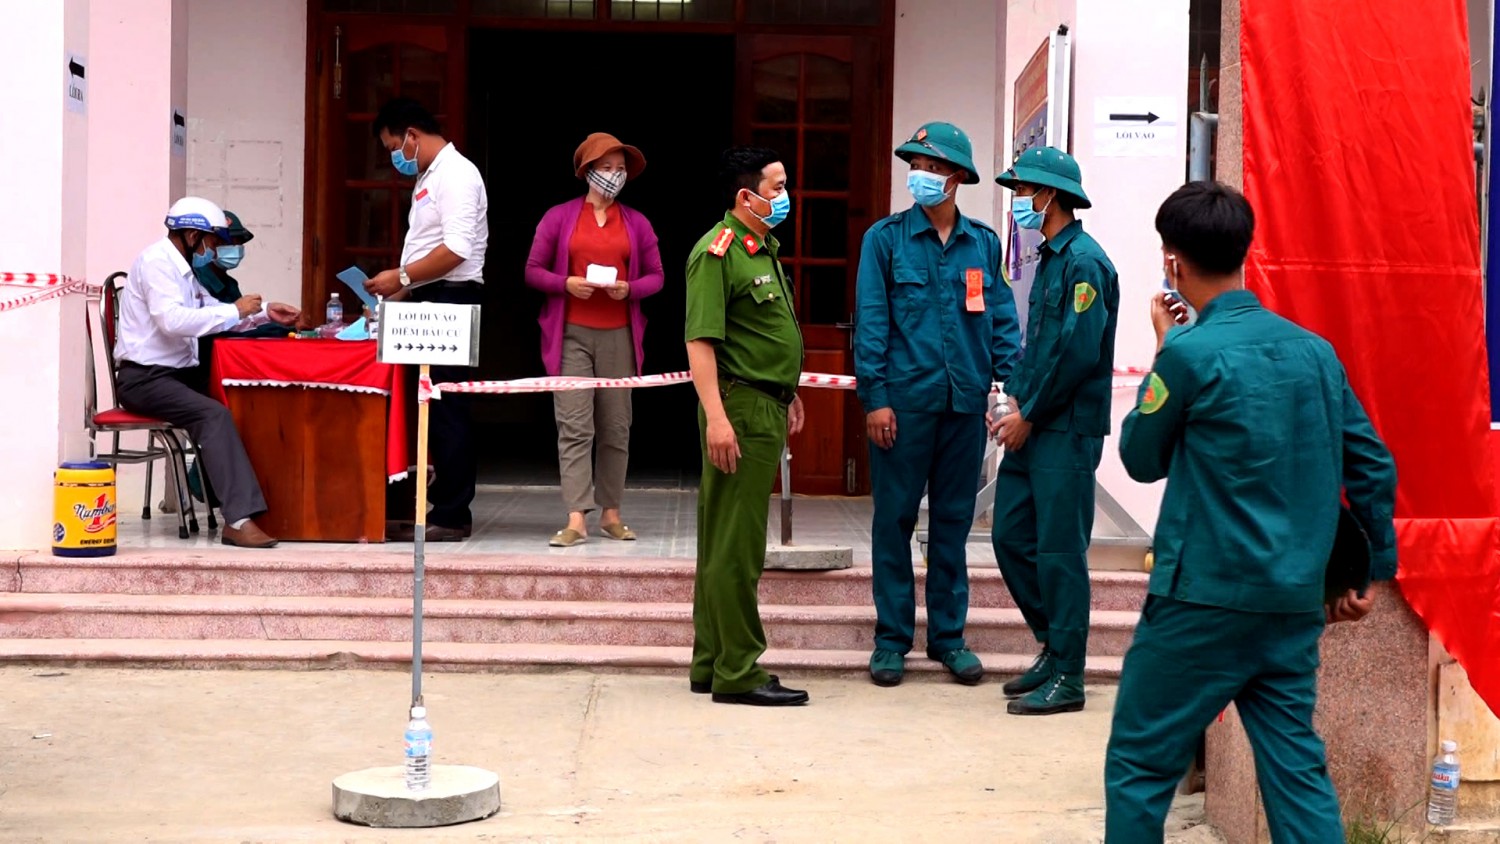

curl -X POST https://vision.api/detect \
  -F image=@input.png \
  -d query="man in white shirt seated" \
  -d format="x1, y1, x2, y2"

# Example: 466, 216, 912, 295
114, 197, 300, 548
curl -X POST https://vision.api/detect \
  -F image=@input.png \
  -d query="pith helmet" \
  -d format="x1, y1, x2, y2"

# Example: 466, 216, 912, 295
996, 146, 1091, 208
895, 122, 980, 184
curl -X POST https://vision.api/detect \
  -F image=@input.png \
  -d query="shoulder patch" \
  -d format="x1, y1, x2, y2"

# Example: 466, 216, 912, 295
1073, 282, 1097, 313
1139, 372, 1170, 415
707, 228, 734, 258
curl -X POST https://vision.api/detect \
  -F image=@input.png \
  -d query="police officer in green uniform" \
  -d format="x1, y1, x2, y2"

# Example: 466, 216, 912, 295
684, 146, 809, 707
1105, 182, 1397, 841
855, 122, 1021, 687
990, 147, 1119, 715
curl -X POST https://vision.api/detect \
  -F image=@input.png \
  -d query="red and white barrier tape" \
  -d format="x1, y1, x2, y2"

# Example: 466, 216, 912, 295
423, 368, 1148, 402
0, 274, 94, 313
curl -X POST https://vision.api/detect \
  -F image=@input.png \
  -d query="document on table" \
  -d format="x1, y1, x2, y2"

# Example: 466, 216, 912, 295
336, 266, 381, 311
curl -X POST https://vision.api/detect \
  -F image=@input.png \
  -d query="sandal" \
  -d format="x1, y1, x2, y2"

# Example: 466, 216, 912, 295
549, 528, 587, 547
600, 523, 637, 541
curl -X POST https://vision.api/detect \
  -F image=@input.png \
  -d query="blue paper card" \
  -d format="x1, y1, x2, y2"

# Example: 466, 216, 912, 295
336, 266, 380, 311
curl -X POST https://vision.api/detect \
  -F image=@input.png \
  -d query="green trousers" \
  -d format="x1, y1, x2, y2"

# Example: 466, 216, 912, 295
991, 428, 1104, 673
869, 410, 985, 654
690, 384, 787, 694
1105, 597, 1341, 843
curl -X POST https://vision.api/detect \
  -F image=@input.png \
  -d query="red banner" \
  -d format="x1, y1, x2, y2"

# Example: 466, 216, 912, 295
1242, 0, 1500, 713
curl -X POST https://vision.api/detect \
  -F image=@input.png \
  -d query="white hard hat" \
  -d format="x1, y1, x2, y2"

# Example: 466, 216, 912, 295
164, 197, 230, 237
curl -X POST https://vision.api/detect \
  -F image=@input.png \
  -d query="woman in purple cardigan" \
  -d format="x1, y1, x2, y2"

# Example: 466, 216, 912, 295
524, 133, 665, 547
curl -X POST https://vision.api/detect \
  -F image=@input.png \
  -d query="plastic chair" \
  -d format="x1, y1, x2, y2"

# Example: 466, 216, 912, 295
84, 271, 215, 538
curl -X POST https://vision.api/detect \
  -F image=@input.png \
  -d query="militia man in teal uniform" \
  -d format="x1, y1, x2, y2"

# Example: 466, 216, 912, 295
684, 146, 809, 707
990, 147, 1119, 715
854, 122, 1021, 687
1105, 182, 1397, 841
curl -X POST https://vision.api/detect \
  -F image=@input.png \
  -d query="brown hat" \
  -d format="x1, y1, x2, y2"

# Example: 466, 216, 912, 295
573, 132, 647, 180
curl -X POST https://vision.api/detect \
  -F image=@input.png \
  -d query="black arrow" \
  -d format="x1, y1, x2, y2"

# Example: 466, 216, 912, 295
68, 59, 85, 79
1109, 112, 1159, 124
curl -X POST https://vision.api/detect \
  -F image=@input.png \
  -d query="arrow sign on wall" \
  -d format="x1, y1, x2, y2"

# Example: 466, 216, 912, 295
1108, 112, 1160, 123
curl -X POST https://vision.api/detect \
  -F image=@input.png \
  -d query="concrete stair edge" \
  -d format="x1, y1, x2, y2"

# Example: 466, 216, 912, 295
0, 638, 1125, 679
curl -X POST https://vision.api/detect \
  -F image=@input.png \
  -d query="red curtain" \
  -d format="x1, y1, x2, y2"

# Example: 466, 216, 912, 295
1241, 0, 1500, 714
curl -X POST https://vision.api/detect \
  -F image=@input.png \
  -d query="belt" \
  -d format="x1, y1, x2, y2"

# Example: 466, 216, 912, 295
720, 376, 795, 407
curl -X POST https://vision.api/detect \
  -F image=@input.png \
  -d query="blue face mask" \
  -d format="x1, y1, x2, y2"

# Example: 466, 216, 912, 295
214, 243, 244, 270
907, 170, 954, 207
190, 241, 216, 269
1011, 192, 1050, 230
391, 133, 419, 177
751, 190, 791, 229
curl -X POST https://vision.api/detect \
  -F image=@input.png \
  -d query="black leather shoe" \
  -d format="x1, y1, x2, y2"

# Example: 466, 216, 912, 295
711, 678, 809, 706
692, 674, 778, 695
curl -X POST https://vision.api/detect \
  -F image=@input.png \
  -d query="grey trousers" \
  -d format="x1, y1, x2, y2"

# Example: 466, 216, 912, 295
115, 361, 268, 524
553, 324, 634, 514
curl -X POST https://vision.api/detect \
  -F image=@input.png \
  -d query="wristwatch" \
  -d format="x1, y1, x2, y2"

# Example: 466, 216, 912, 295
398, 266, 411, 288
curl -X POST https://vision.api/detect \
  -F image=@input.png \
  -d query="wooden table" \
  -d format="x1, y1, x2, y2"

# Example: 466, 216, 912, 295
210, 339, 408, 542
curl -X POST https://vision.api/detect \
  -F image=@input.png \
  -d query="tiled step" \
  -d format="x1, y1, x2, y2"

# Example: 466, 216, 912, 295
0, 637, 1126, 682
0, 593, 1139, 655
3, 551, 1151, 611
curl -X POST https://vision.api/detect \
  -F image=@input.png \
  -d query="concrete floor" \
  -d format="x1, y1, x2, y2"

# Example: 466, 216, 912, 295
0, 668, 1222, 843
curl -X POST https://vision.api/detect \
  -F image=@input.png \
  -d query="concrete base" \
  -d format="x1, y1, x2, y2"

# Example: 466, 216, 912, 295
764, 544, 854, 570
332, 764, 500, 828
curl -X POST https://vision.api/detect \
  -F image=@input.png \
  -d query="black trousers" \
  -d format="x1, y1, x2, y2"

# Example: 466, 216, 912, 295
116, 361, 267, 524
394, 280, 482, 529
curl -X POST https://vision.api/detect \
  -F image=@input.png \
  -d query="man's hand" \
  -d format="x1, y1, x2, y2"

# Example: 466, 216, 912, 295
1151, 292, 1187, 349
566, 277, 595, 300
235, 294, 264, 318
706, 415, 741, 474
788, 395, 805, 436
266, 302, 300, 326
867, 408, 897, 450
606, 281, 630, 301
366, 269, 404, 298
1327, 588, 1376, 624
996, 411, 1033, 451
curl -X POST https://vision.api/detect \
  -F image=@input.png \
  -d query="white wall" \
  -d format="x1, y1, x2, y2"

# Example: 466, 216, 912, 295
185, 0, 307, 309
891, 0, 999, 224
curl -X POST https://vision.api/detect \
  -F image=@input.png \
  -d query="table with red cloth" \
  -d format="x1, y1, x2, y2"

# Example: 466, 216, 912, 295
208, 338, 408, 542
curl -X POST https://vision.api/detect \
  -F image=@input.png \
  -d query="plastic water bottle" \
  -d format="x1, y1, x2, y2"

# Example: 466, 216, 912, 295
1427, 739, 1460, 826
326, 292, 343, 326
404, 705, 432, 791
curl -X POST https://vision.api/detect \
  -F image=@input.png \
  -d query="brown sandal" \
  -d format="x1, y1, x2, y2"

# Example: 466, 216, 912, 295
599, 523, 637, 541
549, 528, 587, 547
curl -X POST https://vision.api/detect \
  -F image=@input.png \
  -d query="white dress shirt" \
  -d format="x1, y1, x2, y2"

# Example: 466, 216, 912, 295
400, 142, 489, 282
115, 237, 267, 370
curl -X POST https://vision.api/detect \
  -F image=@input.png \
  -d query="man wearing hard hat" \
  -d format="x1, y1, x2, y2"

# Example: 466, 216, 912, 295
991, 147, 1120, 715
854, 122, 1021, 688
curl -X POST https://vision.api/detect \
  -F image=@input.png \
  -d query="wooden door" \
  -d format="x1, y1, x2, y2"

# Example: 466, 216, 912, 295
305, 19, 466, 311
737, 34, 884, 495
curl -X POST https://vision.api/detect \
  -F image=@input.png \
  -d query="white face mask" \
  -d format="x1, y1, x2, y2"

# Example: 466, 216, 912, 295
588, 169, 627, 199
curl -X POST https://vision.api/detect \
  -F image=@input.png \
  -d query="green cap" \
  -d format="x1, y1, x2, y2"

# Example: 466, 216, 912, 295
894, 122, 980, 184
222, 210, 255, 245
996, 146, 1091, 209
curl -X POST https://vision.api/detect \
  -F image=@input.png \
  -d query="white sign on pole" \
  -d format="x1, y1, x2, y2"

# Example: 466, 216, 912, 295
171, 108, 186, 157
1093, 96, 1179, 158
377, 301, 481, 367
65, 54, 87, 115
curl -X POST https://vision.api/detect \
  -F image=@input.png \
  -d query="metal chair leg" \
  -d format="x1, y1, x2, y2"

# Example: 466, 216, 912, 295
191, 439, 217, 531
124, 430, 152, 521
156, 432, 191, 539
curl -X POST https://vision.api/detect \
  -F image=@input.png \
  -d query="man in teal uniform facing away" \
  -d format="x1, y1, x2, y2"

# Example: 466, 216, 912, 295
854, 121, 1020, 687
990, 147, 1119, 714
684, 146, 809, 707
1105, 182, 1397, 841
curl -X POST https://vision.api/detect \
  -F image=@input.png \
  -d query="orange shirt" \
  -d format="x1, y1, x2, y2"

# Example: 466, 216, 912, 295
566, 201, 632, 330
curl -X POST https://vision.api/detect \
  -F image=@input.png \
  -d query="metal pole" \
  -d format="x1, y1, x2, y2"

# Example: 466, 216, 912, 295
779, 446, 792, 545
1189, 112, 1218, 183
411, 363, 430, 707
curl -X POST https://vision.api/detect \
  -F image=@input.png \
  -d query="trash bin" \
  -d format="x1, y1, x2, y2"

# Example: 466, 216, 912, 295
53, 460, 117, 557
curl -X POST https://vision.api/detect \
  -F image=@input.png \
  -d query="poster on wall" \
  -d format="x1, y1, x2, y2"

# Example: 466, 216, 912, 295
1008, 27, 1072, 339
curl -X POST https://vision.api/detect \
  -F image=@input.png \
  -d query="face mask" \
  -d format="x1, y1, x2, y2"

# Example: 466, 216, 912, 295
1011, 192, 1050, 230
907, 170, 954, 207
1163, 259, 1199, 325
588, 169, 627, 199
391, 133, 419, 177
214, 243, 244, 270
749, 190, 790, 229
190, 243, 216, 269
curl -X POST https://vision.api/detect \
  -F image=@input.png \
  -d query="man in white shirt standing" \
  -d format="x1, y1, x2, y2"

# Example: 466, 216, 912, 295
365, 98, 490, 542
115, 197, 301, 548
